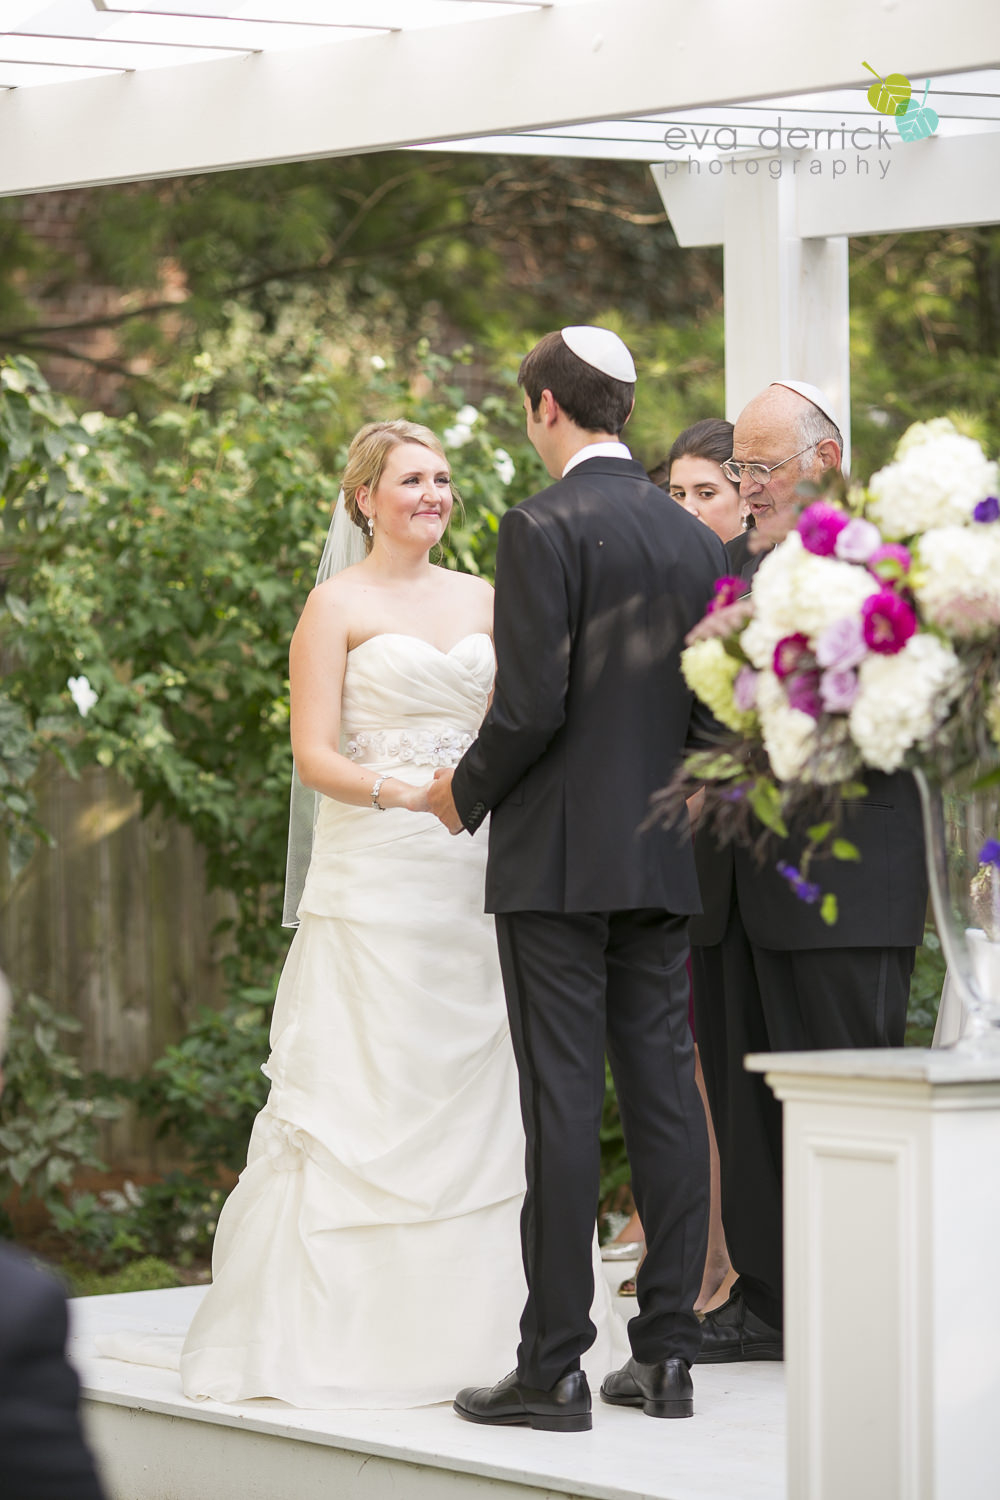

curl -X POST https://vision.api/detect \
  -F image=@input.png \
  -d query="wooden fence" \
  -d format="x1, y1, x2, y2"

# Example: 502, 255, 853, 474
1, 761, 238, 1170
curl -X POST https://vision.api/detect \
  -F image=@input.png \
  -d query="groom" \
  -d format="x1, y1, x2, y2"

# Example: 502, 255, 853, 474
428, 328, 726, 1430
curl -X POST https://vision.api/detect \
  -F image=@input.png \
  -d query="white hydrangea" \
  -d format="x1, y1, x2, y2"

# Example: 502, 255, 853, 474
739, 533, 880, 670
867, 422, 998, 541
754, 669, 819, 783
911, 525, 1000, 638
848, 634, 963, 772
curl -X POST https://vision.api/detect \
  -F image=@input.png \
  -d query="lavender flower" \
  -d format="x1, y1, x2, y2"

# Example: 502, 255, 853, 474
733, 666, 759, 711
786, 671, 823, 719
819, 667, 859, 713
773, 632, 811, 680
815, 616, 867, 671
973, 496, 1000, 523
979, 839, 1000, 868
834, 518, 882, 564
776, 860, 822, 904
861, 589, 917, 655
798, 501, 850, 557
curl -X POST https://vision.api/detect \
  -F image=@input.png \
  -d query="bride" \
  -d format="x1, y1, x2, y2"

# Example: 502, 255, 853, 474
174, 419, 625, 1408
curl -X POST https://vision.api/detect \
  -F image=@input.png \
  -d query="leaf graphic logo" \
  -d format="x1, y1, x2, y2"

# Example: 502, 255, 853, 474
897, 80, 940, 141
862, 62, 940, 143
862, 61, 911, 115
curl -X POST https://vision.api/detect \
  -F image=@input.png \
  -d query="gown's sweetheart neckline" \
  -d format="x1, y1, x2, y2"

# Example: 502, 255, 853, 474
347, 631, 493, 659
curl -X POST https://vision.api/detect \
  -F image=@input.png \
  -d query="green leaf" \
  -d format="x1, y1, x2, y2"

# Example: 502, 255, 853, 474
747, 779, 789, 838
820, 893, 840, 926
831, 839, 862, 861
807, 821, 833, 844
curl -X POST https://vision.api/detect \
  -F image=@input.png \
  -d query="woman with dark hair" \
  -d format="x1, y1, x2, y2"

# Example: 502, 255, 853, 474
659, 418, 749, 544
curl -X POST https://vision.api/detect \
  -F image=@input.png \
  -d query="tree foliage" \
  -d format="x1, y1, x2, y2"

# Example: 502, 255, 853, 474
0, 348, 541, 971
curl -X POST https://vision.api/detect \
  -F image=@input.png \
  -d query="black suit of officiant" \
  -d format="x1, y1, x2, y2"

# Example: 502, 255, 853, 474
451, 454, 725, 1389
691, 530, 927, 1332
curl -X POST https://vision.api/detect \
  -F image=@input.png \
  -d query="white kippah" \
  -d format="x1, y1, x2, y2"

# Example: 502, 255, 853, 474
561, 326, 637, 383
770, 380, 842, 434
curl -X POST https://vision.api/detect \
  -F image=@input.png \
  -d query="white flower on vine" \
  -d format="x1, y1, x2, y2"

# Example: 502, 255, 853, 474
493, 449, 515, 486
370, 355, 387, 371
67, 675, 98, 717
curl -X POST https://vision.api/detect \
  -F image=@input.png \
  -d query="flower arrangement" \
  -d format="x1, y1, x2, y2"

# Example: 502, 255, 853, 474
676, 418, 1000, 924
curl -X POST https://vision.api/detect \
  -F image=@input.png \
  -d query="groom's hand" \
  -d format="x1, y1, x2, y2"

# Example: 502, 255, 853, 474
428, 768, 464, 835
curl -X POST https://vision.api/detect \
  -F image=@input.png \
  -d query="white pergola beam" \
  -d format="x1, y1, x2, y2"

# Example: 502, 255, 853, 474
1, 0, 999, 196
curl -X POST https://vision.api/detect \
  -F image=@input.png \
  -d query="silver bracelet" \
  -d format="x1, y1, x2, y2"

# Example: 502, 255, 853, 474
371, 775, 387, 811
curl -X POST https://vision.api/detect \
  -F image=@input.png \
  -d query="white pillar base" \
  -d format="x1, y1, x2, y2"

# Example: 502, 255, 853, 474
747, 1048, 1000, 1500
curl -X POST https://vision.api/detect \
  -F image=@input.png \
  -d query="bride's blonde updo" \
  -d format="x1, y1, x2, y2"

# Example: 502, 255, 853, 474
342, 420, 452, 551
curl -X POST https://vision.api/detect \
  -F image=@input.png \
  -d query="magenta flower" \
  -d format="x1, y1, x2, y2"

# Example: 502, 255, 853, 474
798, 501, 849, 557
868, 543, 912, 583
974, 496, 1000, 523
773, 632, 811, 679
815, 616, 867, 671
786, 671, 822, 718
834, 518, 882, 564
733, 665, 759, 711
706, 575, 745, 614
861, 589, 917, 654
819, 667, 859, 713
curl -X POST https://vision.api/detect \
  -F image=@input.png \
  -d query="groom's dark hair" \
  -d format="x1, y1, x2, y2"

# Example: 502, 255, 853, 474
518, 332, 634, 436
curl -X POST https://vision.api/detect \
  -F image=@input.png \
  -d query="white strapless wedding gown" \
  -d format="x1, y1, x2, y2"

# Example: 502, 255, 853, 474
105, 633, 625, 1408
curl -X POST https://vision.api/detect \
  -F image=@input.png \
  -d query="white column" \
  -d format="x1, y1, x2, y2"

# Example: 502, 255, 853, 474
721, 160, 850, 463
747, 1048, 1000, 1500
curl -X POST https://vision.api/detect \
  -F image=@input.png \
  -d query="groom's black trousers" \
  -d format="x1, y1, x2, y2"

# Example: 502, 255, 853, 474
493, 908, 709, 1390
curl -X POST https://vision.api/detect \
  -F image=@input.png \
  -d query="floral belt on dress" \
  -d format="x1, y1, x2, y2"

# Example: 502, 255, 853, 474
343, 727, 474, 768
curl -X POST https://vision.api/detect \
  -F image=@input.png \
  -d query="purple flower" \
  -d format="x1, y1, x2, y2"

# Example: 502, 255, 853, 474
815, 616, 867, 671
773, 632, 811, 679
798, 501, 850, 557
868, 543, 912, 583
819, 667, 859, 713
776, 860, 822, 904
979, 839, 1000, 868
974, 496, 1000, 523
861, 590, 917, 655
786, 670, 822, 719
834, 518, 882, 564
733, 665, 759, 711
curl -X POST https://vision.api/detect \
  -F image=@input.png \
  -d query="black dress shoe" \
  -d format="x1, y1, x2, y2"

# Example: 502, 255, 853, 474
453, 1369, 592, 1432
695, 1286, 783, 1363
599, 1356, 694, 1418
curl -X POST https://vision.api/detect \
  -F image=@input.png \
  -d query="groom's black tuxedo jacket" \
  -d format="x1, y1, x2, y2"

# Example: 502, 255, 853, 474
689, 530, 927, 950
451, 455, 726, 914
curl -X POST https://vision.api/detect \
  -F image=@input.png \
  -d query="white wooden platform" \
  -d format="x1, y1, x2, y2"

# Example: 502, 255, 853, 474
71, 1272, 785, 1500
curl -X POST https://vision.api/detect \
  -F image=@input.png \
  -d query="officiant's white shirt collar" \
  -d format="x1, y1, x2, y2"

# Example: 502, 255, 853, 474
562, 441, 632, 477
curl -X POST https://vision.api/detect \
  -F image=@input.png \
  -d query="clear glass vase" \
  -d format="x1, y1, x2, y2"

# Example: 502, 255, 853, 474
914, 767, 1000, 1051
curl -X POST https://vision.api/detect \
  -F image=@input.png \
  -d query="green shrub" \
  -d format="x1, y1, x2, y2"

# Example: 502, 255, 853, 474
0, 991, 123, 1232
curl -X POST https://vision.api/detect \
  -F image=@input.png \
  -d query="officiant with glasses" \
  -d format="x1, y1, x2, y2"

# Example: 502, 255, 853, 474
689, 381, 927, 1365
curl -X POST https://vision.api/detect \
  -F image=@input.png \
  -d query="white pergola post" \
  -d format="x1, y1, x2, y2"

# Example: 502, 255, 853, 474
748, 1049, 1000, 1500
721, 160, 850, 450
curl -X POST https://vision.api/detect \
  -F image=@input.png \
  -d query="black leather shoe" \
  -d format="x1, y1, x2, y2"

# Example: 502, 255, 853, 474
599, 1356, 694, 1418
695, 1286, 783, 1363
453, 1369, 592, 1432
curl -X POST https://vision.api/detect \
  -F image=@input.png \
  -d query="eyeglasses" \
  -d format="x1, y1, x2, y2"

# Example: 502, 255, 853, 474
721, 443, 817, 486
